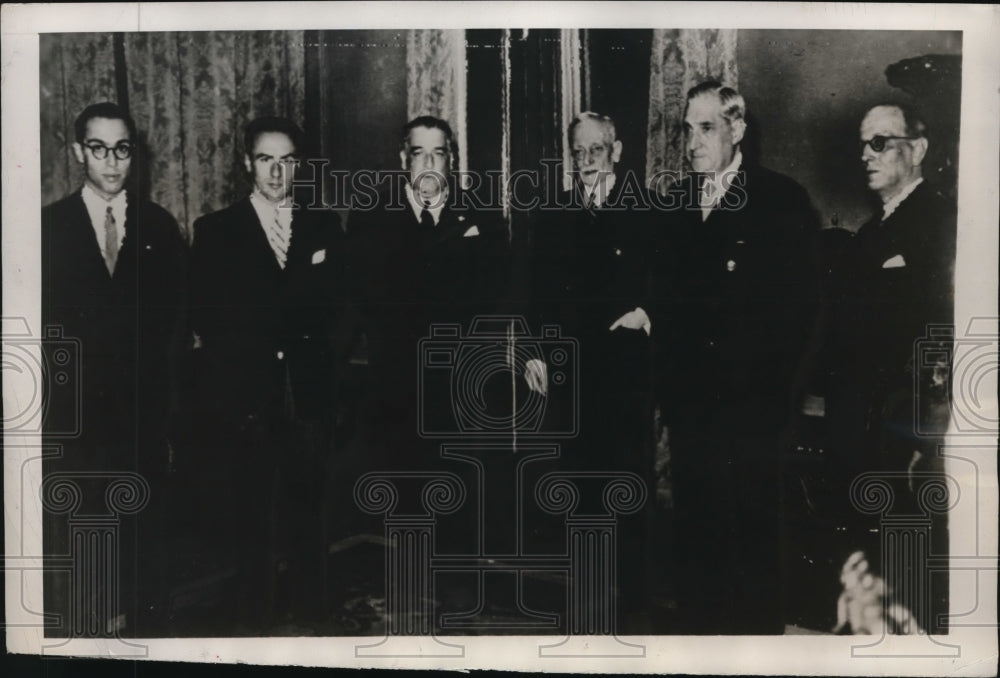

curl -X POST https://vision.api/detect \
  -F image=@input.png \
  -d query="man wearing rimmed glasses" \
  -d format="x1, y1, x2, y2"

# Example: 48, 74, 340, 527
519, 111, 657, 630
818, 104, 956, 633
42, 101, 185, 635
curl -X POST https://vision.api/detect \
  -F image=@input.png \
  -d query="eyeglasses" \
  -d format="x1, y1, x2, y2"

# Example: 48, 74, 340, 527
83, 141, 134, 160
858, 135, 917, 153
571, 144, 609, 162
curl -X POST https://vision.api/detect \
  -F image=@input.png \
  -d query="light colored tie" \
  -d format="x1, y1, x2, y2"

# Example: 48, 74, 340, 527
103, 205, 119, 274
267, 208, 290, 269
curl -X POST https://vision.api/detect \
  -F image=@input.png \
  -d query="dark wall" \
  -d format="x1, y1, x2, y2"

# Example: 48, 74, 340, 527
738, 29, 962, 231
309, 29, 408, 224
586, 29, 653, 186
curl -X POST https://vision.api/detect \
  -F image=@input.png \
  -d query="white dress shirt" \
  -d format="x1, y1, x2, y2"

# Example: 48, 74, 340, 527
881, 177, 923, 222
250, 189, 294, 265
81, 184, 127, 258
406, 183, 446, 226
586, 173, 617, 208
700, 150, 743, 222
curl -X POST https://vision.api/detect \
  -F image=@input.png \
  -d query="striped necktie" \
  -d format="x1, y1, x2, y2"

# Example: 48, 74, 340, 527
103, 205, 119, 275
266, 207, 290, 269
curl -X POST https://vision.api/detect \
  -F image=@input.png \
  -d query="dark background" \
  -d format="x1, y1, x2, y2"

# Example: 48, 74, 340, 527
41, 29, 962, 234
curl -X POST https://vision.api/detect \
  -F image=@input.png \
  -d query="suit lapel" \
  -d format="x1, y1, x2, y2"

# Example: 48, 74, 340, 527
434, 205, 468, 242
288, 204, 321, 269
239, 196, 284, 275
114, 194, 141, 280
68, 192, 110, 274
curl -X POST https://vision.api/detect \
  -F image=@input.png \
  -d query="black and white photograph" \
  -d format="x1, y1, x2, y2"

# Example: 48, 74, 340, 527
3, 2, 998, 675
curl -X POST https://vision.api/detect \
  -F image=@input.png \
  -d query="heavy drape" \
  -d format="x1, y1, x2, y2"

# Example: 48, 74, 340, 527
646, 29, 738, 188
41, 31, 305, 240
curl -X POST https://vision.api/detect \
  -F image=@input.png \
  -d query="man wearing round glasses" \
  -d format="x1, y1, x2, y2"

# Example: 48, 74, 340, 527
41, 101, 185, 635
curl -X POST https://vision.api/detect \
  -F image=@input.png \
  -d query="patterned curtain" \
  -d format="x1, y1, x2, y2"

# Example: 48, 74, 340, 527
125, 31, 305, 240
39, 32, 305, 240
645, 29, 738, 190
406, 29, 467, 176
39, 34, 118, 204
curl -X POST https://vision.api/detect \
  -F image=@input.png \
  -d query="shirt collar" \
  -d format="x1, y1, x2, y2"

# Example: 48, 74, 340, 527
881, 177, 923, 221
702, 150, 743, 205
80, 184, 127, 256
405, 183, 447, 224
81, 183, 127, 212
250, 189, 293, 228
586, 173, 617, 208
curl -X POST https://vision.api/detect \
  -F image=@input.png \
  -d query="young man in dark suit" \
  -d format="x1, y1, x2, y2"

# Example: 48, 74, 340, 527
42, 101, 186, 635
188, 116, 349, 627
652, 82, 820, 634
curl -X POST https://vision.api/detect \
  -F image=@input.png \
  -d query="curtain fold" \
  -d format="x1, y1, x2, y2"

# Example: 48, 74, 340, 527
39, 34, 118, 203
41, 30, 736, 227
646, 28, 738, 190
406, 29, 467, 176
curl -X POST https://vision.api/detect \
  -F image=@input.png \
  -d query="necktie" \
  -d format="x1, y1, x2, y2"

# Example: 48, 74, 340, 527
698, 173, 716, 221
420, 202, 435, 231
268, 208, 290, 269
103, 205, 118, 275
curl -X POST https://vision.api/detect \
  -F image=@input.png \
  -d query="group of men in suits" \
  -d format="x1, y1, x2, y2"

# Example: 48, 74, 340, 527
41, 79, 955, 635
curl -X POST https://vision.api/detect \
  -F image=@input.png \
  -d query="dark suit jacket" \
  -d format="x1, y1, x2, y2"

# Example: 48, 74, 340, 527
526, 180, 655, 347
348, 188, 510, 413
654, 163, 820, 433
824, 180, 956, 468
651, 164, 819, 635
189, 196, 349, 424
522, 179, 656, 459
42, 189, 185, 455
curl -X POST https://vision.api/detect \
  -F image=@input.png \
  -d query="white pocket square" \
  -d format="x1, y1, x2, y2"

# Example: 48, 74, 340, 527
462, 225, 480, 237
882, 254, 906, 269
311, 249, 326, 264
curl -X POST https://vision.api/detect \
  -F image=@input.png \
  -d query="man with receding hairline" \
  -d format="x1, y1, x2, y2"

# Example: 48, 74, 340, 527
818, 103, 955, 634
824, 102, 955, 494
652, 81, 820, 634
347, 115, 509, 469
522, 110, 656, 629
